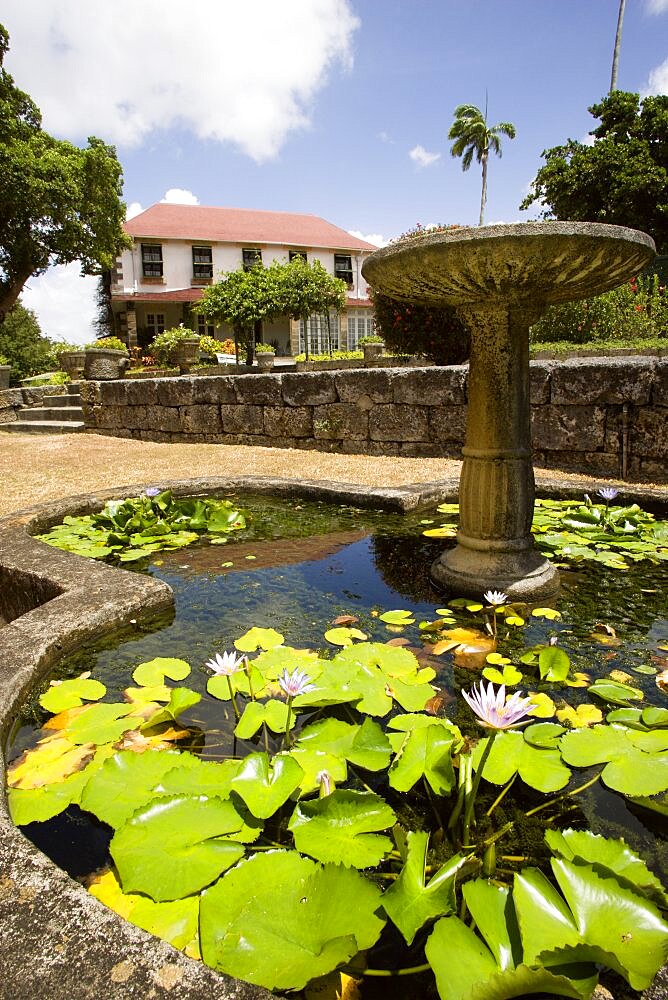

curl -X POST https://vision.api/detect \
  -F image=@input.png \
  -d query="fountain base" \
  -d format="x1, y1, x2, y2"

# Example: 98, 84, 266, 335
431, 540, 560, 601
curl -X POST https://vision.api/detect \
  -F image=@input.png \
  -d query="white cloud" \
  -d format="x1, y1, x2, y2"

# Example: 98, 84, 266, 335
349, 231, 388, 247
646, 0, 668, 12
161, 189, 200, 205
644, 57, 668, 95
2, 0, 359, 161
126, 202, 144, 221
409, 145, 441, 168
21, 265, 98, 347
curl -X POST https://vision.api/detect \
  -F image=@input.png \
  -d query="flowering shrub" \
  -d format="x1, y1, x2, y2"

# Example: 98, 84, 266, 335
367, 223, 470, 365
149, 328, 200, 365
86, 336, 127, 352
199, 335, 236, 357
530, 273, 667, 345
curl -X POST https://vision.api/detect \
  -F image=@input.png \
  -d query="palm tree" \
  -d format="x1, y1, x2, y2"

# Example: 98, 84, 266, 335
448, 103, 516, 226
610, 0, 626, 92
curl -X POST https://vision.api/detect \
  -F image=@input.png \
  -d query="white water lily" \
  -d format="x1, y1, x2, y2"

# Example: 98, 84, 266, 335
205, 650, 245, 676
462, 681, 534, 730
484, 590, 508, 607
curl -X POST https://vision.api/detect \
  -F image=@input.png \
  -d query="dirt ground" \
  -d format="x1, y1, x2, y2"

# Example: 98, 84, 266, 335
0, 430, 635, 519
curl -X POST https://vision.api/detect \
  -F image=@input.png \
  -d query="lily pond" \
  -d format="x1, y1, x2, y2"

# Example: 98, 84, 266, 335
6, 490, 668, 1000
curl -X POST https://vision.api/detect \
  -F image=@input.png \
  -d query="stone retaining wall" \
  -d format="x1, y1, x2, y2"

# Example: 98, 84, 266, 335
79, 357, 668, 482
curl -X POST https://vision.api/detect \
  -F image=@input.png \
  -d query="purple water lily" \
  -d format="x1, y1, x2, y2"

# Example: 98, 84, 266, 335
462, 681, 534, 730
144, 487, 161, 497
597, 487, 619, 502
277, 667, 315, 699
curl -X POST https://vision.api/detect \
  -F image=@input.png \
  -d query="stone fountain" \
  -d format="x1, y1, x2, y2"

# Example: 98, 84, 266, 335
362, 222, 655, 599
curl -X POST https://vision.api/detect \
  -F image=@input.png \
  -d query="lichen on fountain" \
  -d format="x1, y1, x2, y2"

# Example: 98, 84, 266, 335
362, 221, 656, 599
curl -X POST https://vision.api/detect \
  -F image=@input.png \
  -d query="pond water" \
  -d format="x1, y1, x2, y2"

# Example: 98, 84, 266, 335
6, 493, 668, 997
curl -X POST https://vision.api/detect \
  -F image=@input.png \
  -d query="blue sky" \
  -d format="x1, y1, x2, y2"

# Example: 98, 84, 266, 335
3, 0, 667, 344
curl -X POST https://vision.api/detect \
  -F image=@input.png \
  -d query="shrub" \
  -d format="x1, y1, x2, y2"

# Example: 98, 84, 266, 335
530, 274, 667, 345
254, 342, 275, 353
149, 328, 200, 365
367, 224, 471, 365
86, 336, 127, 352
199, 335, 236, 357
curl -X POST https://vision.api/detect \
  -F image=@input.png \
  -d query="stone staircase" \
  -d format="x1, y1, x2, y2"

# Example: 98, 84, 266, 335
3, 384, 85, 434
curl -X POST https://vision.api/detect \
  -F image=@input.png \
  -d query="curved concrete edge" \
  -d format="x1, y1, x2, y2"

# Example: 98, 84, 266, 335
1, 473, 666, 999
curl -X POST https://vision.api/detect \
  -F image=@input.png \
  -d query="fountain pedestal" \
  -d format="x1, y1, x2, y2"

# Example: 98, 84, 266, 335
362, 223, 655, 600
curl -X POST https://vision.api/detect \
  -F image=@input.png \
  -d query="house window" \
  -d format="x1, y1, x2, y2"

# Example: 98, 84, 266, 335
299, 311, 340, 354
347, 310, 375, 350
242, 248, 262, 271
146, 313, 165, 338
141, 244, 163, 278
289, 250, 307, 263
197, 316, 215, 337
334, 254, 353, 286
192, 246, 213, 280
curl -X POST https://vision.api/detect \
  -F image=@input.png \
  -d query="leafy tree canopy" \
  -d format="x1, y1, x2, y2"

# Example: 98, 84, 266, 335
0, 24, 130, 319
521, 92, 668, 253
0, 300, 57, 382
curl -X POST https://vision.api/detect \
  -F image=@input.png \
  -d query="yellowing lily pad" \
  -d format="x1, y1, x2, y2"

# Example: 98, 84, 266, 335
7, 735, 95, 789
324, 627, 368, 647
235, 627, 285, 652
132, 658, 191, 687
531, 608, 562, 621
527, 693, 556, 719
482, 664, 523, 686
379, 610, 416, 626
39, 675, 106, 713
556, 704, 603, 728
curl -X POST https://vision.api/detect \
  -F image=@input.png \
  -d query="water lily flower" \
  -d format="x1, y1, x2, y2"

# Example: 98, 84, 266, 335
205, 650, 245, 676
462, 681, 534, 730
277, 667, 315, 698
597, 487, 619, 502
144, 487, 161, 497
484, 590, 508, 606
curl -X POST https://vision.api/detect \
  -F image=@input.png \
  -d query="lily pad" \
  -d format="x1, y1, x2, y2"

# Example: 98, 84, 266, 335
231, 752, 304, 818
472, 730, 571, 792
199, 850, 385, 991
132, 657, 191, 687
39, 676, 106, 713
288, 789, 396, 868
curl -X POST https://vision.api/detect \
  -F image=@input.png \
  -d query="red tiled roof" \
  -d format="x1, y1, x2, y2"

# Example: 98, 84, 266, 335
124, 204, 378, 252
346, 298, 373, 307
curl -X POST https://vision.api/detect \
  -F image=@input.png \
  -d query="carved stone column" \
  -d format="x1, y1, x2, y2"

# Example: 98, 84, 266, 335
430, 299, 560, 600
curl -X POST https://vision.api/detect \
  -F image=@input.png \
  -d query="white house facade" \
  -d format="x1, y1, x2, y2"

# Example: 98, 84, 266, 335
110, 204, 378, 356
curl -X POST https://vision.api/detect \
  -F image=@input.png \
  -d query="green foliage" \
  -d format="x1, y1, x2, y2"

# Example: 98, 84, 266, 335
530, 274, 667, 345
0, 25, 129, 317
358, 333, 384, 345
36, 491, 247, 563
148, 328, 199, 366
85, 336, 127, 352
0, 301, 55, 383
448, 103, 517, 225
253, 341, 275, 353
521, 91, 668, 253
294, 349, 363, 361
369, 282, 470, 366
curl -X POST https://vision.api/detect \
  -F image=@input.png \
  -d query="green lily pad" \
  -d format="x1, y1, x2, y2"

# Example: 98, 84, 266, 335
482, 664, 523, 686
234, 627, 284, 652
587, 679, 644, 706
39, 676, 106, 713
234, 699, 291, 738
323, 626, 368, 646
472, 730, 571, 792
111, 794, 245, 901
132, 657, 191, 687
296, 717, 392, 771
288, 789, 395, 868
199, 850, 385, 991
381, 831, 465, 944
388, 723, 456, 795
141, 687, 201, 729
560, 725, 668, 796
231, 752, 304, 818
379, 609, 416, 626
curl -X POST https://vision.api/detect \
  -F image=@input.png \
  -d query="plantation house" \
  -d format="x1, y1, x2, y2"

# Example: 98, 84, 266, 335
110, 203, 377, 356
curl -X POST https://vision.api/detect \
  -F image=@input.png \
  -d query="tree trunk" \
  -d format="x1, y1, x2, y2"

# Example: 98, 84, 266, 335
610, 0, 626, 92
0, 271, 33, 324
479, 153, 488, 227
304, 314, 310, 361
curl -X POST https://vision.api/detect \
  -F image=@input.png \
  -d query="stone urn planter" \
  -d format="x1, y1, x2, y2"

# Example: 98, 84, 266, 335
172, 336, 201, 375
58, 350, 86, 380
255, 349, 275, 372
362, 341, 384, 365
83, 348, 130, 381
0, 365, 11, 389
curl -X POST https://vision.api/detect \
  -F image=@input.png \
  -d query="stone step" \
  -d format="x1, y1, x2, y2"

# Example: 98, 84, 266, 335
20, 406, 84, 422
2, 420, 85, 434
39, 393, 82, 407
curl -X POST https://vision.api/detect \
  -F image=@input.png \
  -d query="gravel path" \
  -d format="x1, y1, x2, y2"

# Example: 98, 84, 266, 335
0, 430, 638, 518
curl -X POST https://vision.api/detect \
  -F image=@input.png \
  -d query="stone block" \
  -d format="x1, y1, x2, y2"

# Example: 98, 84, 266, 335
234, 374, 282, 405
0, 390, 22, 408
79, 382, 100, 406
0, 409, 17, 424
533, 448, 621, 478
428, 406, 467, 444
640, 458, 668, 483
148, 407, 182, 434
393, 366, 467, 405
123, 405, 152, 430
97, 381, 128, 404
529, 362, 552, 404
312, 403, 368, 440
550, 358, 654, 405
126, 379, 158, 405
181, 405, 223, 435
281, 372, 338, 406
334, 369, 393, 404
531, 405, 607, 451
369, 404, 429, 442
192, 376, 237, 405
156, 378, 195, 407
630, 407, 668, 459
263, 406, 312, 438
651, 359, 668, 405
398, 442, 446, 457
219, 404, 264, 435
